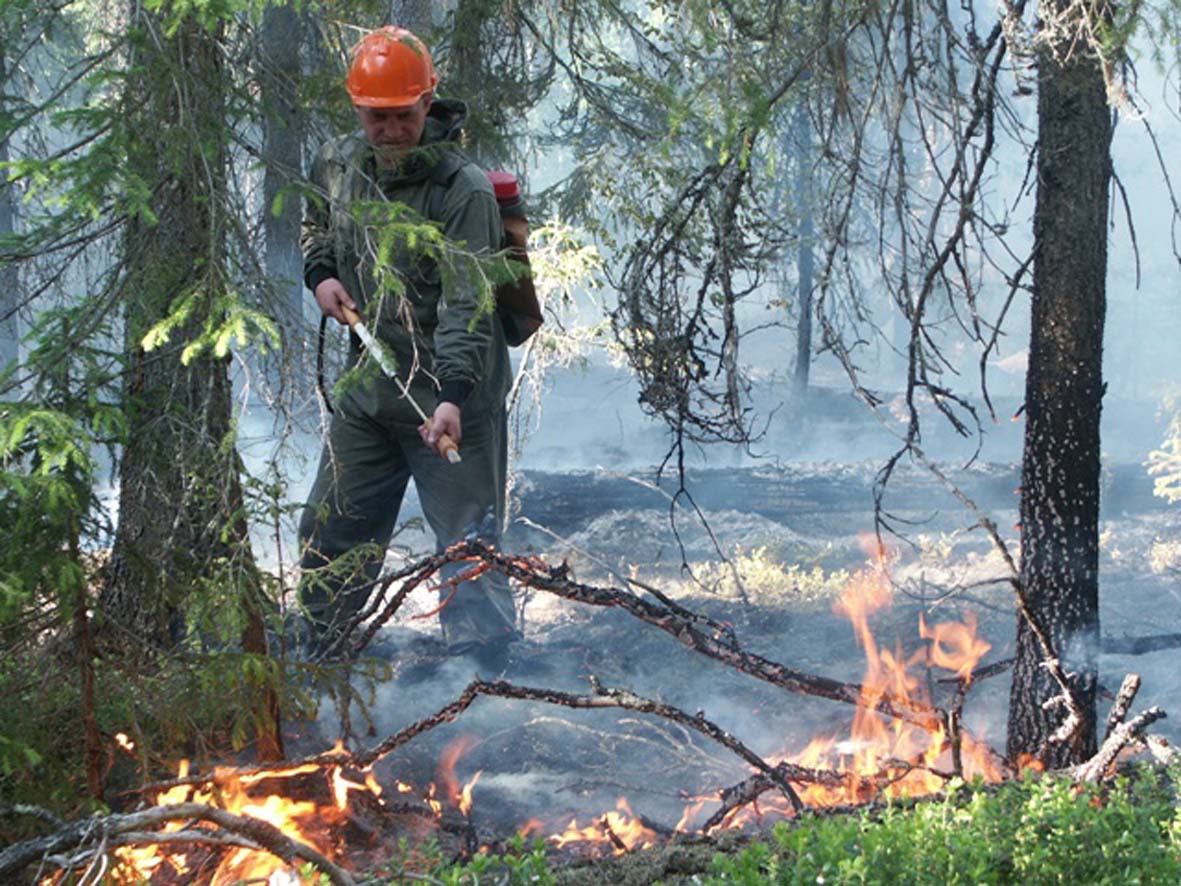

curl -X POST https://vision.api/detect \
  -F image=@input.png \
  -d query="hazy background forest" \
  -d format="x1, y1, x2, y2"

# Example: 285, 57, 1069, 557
4, 0, 1181, 875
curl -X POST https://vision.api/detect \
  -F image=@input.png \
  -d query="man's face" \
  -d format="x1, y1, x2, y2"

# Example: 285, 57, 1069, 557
356, 93, 432, 166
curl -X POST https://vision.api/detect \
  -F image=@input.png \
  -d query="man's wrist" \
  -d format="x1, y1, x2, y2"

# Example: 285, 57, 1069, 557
437, 380, 473, 407
306, 265, 339, 294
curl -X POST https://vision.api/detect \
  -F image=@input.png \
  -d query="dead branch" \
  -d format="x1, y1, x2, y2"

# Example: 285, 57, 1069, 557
701, 760, 868, 832
126, 677, 811, 840
453, 541, 947, 733
0, 803, 355, 886
514, 514, 739, 645
1072, 706, 1167, 784
1145, 735, 1181, 768
1103, 673, 1141, 741
352, 677, 803, 811
314, 541, 947, 734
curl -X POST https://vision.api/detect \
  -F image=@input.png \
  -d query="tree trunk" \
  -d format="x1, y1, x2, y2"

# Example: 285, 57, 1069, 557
1006, 0, 1111, 767
450, 0, 511, 165
0, 48, 19, 380
792, 102, 814, 396
261, 3, 304, 325
101, 7, 256, 648
391, 0, 434, 36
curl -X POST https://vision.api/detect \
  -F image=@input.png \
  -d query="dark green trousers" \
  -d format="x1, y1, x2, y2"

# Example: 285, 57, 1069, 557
297, 395, 518, 655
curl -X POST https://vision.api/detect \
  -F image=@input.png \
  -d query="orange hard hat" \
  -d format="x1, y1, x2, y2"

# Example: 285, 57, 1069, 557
346, 26, 438, 108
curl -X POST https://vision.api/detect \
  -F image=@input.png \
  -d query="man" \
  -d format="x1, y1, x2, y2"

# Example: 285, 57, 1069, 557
298, 26, 518, 667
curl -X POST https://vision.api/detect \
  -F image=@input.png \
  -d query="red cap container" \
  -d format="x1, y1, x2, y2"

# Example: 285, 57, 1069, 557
487, 170, 520, 203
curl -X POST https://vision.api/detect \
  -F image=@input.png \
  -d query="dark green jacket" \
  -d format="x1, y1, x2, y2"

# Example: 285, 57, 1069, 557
302, 100, 510, 424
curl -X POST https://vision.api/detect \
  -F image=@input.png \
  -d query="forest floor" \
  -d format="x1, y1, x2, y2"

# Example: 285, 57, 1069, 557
286, 456, 1181, 877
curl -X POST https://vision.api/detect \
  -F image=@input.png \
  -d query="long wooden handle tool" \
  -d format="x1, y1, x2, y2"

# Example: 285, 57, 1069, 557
339, 304, 461, 464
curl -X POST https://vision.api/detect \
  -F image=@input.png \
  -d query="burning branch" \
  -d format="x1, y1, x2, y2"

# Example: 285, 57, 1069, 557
110, 677, 807, 866
701, 761, 870, 832
0, 802, 355, 886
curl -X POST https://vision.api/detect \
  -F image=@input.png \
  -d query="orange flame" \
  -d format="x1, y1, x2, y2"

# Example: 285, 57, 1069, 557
434, 734, 482, 817
550, 798, 659, 854
920, 611, 992, 682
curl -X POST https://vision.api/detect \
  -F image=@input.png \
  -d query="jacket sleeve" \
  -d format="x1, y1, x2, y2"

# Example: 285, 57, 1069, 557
432, 168, 503, 405
301, 143, 340, 293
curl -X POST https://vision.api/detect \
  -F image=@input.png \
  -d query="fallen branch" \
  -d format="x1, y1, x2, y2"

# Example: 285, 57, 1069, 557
352, 677, 803, 811
124, 678, 804, 828
701, 761, 868, 832
514, 515, 740, 647
1072, 674, 1168, 784
1103, 673, 1141, 741
457, 541, 947, 733
306, 542, 950, 735
1145, 735, 1181, 767
0, 803, 355, 886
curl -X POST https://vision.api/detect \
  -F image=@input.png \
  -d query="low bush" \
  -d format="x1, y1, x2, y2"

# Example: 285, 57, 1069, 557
380, 770, 1181, 886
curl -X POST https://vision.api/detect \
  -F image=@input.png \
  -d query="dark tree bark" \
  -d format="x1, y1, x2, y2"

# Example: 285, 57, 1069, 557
101, 7, 257, 647
260, 3, 304, 324
1006, 0, 1112, 766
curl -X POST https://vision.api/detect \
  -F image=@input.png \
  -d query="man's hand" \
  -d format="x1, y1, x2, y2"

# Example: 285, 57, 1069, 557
314, 278, 357, 325
420, 401, 462, 460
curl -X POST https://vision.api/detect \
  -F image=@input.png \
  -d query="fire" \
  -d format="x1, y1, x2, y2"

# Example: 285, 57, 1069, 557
58, 543, 1007, 877
549, 798, 659, 854
175, 764, 341, 885
920, 610, 992, 682
435, 734, 483, 816
798, 560, 1001, 804
668, 550, 1005, 833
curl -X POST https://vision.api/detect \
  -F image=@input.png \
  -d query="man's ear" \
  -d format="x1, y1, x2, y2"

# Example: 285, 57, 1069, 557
421, 91, 434, 113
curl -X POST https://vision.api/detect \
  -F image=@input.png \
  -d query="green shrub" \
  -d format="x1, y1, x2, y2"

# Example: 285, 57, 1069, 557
702, 774, 1181, 885
396, 772, 1181, 886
